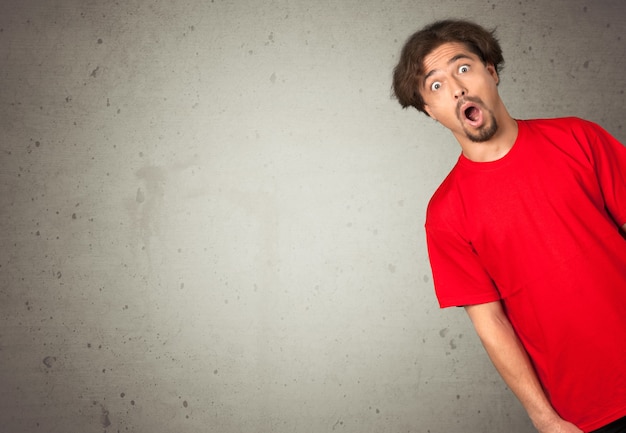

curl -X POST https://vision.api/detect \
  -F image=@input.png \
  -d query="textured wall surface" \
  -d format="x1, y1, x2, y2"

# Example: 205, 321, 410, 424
1, 1, 624, 432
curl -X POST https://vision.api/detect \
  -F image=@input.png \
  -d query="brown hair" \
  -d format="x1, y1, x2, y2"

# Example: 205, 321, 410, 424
392, 20, 504, 114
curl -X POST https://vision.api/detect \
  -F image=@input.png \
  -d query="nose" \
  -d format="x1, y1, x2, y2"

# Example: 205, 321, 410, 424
452, 79, 467, 99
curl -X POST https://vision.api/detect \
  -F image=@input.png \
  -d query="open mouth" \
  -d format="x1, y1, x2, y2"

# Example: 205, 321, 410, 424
460, 101, 484, 128
465, 106, 480, 122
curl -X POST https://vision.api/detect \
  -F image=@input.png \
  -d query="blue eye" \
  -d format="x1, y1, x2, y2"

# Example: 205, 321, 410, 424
431, 81, 442, 91
458, 65, 470, 73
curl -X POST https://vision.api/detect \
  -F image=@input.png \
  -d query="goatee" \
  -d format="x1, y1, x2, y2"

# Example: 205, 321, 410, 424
465, 112, 498, 143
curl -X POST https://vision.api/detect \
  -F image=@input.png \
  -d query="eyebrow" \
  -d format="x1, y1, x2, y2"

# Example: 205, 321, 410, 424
422, 54, 475, 86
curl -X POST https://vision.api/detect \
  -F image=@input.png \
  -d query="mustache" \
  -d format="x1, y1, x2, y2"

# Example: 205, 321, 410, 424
456, 96, 484, 112
456, 96, 485, 121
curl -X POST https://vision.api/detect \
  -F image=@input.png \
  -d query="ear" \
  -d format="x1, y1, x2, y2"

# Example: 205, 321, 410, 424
486, 63, 499, 85
423, 104, 436, 120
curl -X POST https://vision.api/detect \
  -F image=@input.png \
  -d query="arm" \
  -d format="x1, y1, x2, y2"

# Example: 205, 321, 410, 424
464, 301, 582, 433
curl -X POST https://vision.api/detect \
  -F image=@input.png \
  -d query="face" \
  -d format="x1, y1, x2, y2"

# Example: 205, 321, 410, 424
420, 42, 501, 144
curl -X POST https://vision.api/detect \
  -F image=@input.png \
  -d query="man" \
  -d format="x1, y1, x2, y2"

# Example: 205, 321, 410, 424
392, 20, 626, 433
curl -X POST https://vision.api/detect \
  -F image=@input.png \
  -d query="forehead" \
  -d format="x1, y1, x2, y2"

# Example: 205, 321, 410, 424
422, 42, 478, 78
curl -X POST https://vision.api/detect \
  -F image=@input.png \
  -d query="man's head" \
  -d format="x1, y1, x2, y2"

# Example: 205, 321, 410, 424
392, 20, 504, 115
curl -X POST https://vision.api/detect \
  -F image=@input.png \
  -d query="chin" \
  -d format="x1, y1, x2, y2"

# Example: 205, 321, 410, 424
465, 119, 498, 143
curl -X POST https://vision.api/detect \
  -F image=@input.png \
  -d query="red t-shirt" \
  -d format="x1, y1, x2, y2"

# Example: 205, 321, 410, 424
426, 117, 626, 431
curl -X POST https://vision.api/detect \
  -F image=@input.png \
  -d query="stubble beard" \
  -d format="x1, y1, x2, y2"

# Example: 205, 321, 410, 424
464, 109, 498, 143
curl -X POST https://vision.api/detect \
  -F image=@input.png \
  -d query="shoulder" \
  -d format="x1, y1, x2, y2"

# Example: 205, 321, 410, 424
522, 116, 596, 134
521, 117, 612, 140
426, 162, 464, 229
520, 117, 611, 154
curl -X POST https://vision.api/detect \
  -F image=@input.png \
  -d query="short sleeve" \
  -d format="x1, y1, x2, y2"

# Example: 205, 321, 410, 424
425, 225, 500, 308
584, 121, 626, 226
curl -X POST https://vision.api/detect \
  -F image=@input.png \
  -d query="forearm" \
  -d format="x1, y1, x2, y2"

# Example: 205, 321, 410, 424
465, 302, 581, 432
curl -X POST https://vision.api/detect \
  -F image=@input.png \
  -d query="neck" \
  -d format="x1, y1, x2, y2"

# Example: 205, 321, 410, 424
456, 112, 518, 163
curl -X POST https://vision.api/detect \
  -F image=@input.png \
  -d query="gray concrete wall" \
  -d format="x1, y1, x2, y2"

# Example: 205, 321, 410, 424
1, 1, 624, 432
